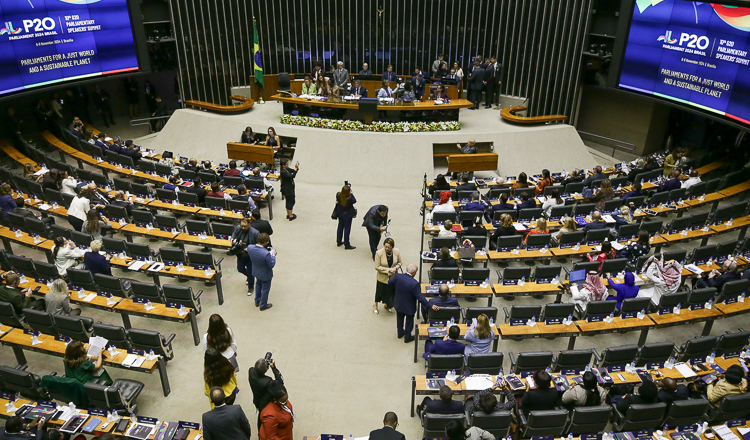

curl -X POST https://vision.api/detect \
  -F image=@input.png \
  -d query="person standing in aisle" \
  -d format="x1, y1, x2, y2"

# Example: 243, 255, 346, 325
334, 184, 357, 249
362, 205, 389, 260
280, 159, 298, 221
247, 233, 276, 311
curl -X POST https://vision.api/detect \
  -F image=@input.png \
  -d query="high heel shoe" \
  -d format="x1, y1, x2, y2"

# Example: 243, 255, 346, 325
372, 303, 379, 314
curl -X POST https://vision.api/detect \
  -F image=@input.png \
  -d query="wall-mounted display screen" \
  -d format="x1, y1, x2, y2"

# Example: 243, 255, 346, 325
0, 0, 139, 96
619, 0, 750, 125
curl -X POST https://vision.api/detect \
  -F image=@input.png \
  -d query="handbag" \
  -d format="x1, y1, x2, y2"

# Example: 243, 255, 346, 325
331, 203, 339, 220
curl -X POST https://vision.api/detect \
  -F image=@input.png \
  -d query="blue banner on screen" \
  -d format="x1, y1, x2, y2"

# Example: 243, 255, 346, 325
0, 0, 139, 96
619, 0, 750, 125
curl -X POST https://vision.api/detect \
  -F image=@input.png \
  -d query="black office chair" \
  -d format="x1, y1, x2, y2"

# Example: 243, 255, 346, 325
0, 301, 25, 328
278, 72, 291, 92
93, 323, 130, 349
517, 409, 569, 438
557, 231, 586, 248
572, 261, 601, 274
526, 233, 551, 250
428, 307, 462, 323
596, 345, 638, 368
422, 414, 465, 439
127, 328, 175, 361
518, 208, 543, 222
156, 188, 177, 203
677, 336, 719, 362
688, 288, 717, 308
212, 222, 235, 240
565, 182, 585, 194
616, 224, 640, 242
112, 178, 131, 193
67, 269, 99, 293
503, 305, 542, 323
567, 406, 612, 435
178, 191, 199, 207
470, 410, 512, 439
662, 398, 710, 427
466, 353, 504, 375
426, 354, 464, 374
22, 309, 57, 336
708, 393, 750, 422
613, 403, 667, 431
53, 315, 95, 342
430, 267, 460, 283
718, 279, 750, 303
495, 235, 523, 251
8, 255, 36, 279
162, 284, 202, 314
715, 329, 750, 356
654, 291, 689, 312
33, 261, 59, 283
94, 274, 133, 298
464, 307, 498, 323
554, 349, 596, 372
620, 298, 652, 316
548, 205, 573, 221
0, 366, 50, 401
636, 342, 675, 366
543, 304, 575, 322
430, 237, 457, 251
508, 351, 554, 374
574, 203, 596, 217
534, 265, 562, 281
205, 196, 226, 210
84, 380, 145, 415
690, 245, 717, 264
102, 237, 128, 255
585, 229, 610, 245
129, 281, 164, 303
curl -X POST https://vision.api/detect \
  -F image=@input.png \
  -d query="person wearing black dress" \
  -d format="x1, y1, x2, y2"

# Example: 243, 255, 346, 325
280, 159, 298, 221
490, 214, 517, 250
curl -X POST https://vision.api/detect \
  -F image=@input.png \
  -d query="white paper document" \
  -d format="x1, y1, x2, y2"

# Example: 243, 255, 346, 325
463, 375, 494, 390
512, 223, 526, 231
122, 354, 145, 368
87, 336, 108, 357
674, 363, 697, 378
82, 293, 97, 302
128, 261, 148, 271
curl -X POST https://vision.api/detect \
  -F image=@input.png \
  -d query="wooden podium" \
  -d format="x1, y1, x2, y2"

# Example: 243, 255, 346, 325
446, 153, 498, 173
226, 142, 274, 164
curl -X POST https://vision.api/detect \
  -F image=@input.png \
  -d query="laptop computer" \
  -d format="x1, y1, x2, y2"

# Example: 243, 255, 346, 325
569, 269, 586, 285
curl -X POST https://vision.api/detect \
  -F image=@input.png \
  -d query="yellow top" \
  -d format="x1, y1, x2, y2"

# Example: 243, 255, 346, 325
204, 372, 238, 409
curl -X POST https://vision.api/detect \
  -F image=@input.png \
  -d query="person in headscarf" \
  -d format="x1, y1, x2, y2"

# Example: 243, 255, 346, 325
607, 272, 639, 310
638, 255, 682, 306
567, 271, 608, 308
432, 191, 455, 214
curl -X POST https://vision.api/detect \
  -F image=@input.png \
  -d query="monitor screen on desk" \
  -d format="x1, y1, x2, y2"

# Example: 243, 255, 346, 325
569, 269, 586, 284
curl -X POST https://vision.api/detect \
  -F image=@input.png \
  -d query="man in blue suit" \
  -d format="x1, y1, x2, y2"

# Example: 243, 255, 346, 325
658, 169, 682, 193
349, 80, 368, 98
247, 233, 276, 311
412, 74, 426, 100
382, 65, 397, 82
423, 324, 465, 360
422, 284, 459, 321
390, 264, 437, 343
515, 192, 536, 211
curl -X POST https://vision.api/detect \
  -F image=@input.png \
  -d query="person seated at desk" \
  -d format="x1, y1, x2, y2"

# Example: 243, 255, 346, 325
422, 284, 459, 320
423, 324, 465, 360
586, 180, 614, 210
620, 230, 651, 266
509, 173, 530, 191
301, 76, 317, 95
485, 194, 515, 222
349, 79, 367, 98
524, 218, 548, 243
382, 65, 397, 82
46, 278, 81, 317
185, 158, 200, 173
588, 241, 616, 267
582, 211, 608, 232
464, 215, 485, 235
658, 169, 682, 193
465, 382, 517, 421
377, 80, 394, 98
316, 76, 329, 96
184, 177, 207, 205
435, 62, 448, 79
521, 370, 559, 415
562, 169, 583, 186
565, 271, 607, 309
657, 377, 689, 406
412, 74, 426, 100
432, 84, 449, 100
696, 258, 740, 289
249, 167, 274, 191
241, 126, 257, 144
616, 380, 658, 413
64, 340, 113, 386
445, 68, 461, 89
554, 217, 578, 241
52, 237, 86, 277
200, 160, 217, 177
0, 272, 45, 315
562, 371, 607, 408
1, 415, 46, 440
326, 78, 341, 100
542, 190, 564, 217
432, 191, 455, 214
164, 175, 180, 192
638, 255, 681, 307
515, 192, 536, 211
607, 271, 639, 310
705, 365, 748, 405
111, 191, 133, 216
620, 180, 642, 201
401, 82, 416, 101
439, 221, 457, 239
84, 240, 112, 276
464, 314, 494, 359
490, 214, 516, 249
457, 139, 478, 155
416, 385, 464, 419
583, 165, 607, 187
430, 174, 451, 198
265, 127, 281, 149
224, 161, 241, 178
122, 140, 143, 163
359, 62, 372, 75
14, 198, 54, 226
207, 182, 225, 198
433, 248, 458, 268
369, 412, 405, 440
456, 173, 477, 192
682, 170, 701, 190
612, 206, 635, 228
535, 169, 554, 195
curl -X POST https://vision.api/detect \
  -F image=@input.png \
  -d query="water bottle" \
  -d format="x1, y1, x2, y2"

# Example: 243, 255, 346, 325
568, 433, 574, 440
530, 315, 536, 324
451, 369, 456, 378
674, 303, 681, 314
739, 292, 746, 303
567, 314, 573, 325
130, 411, 137, 424
519, 276, 526, 286
78, 287, 85, 298
707, 298, 714, 309
149, 349, 155, 359
449, 278, 455, 288
666, 356, 675, 369
629, 360, 636, 372
449, 316, 455, 326
707, 351, 716, 364
489, 316, 494, 326
108, 409, 118, 422
585, 363, 591, 372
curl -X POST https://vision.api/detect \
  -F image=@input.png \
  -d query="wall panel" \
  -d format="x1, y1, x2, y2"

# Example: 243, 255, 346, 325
169, 0, 592, 120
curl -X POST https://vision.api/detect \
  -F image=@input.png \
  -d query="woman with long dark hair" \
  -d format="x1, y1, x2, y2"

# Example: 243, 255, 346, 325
82, 208, 111, 240
64, 340, 112, 385
202, 314, 238, 371
203, 348, 237, 408
562, 370, 607, 407
334, 185, 357, 249
265, 127, 281, 148
511, 172, 529, 190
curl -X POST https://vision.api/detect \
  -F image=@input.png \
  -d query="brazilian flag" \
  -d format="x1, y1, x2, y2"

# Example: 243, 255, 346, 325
253, 18, 264, 87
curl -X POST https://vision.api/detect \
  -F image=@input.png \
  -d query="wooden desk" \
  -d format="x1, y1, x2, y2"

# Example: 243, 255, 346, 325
714, 299, 750, 317
498, 322, 580, 349
413, 323, 499, 363
446, 153, 498, 173
173, 233, 232, 250
226, 142, 274, 164
500, 106, 568, 124
114, 299, 198, 345
492, 282, 563, 301
185, 95, 254, 113
489, 248, 560, 263
420, 284, 494, 306
0, 227, 54, 263
648, 306, 723, 336
550, 245, 595, 258
684, 192, 725, 210
411, 374, 502, 416
576, 315, 656, 346
0, 327, 170, 396
719, 180, 750, 198
661, 228, 716, 248
695, 160, 730, 176
710, 216, 750, 241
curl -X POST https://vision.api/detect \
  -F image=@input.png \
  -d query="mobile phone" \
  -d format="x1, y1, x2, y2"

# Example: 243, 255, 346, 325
32, 286, 41, 293
115, 418, 130, 433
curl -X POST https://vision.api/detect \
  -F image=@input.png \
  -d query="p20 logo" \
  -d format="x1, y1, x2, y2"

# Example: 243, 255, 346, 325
23, 17, 56, 33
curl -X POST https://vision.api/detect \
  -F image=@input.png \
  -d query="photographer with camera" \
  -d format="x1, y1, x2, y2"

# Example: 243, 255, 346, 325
230, 218, 259, 296
333, 182, 357, 250
249, 353, 284, 429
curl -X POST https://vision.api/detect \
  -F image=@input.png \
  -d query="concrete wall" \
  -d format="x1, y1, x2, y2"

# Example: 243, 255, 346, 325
576, 86, 670, 156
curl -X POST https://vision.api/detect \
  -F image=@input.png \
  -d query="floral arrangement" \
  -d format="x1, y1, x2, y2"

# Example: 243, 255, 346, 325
280, 114, 460, 132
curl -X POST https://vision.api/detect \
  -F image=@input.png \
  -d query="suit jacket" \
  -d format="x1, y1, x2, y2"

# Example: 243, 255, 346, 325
362, 205, 387, 232
375, 247, 401, 284
202, 404, 252, 440
251, 219, 273, 236
358, 69, 372, 75
0, 285, 33, 315
582, 220, 608, 232
516, 199, 536, 211
658, 178, 681, 193
468, 67, 485, 90
382, 71, 397, 82
484, 63, 496, 81
186, 186, 207, 205
111, 199, 133, 216
248, 366, 284, 411
424, 398, 464, 415
369, 426, 405, 440
423, 296, 459, 317
280, 168, 297, 194
389, 273, 429, 315
84, 251, 112, 276
247, 244, 276, 281
349, 85, 368, 98
428, 338, 466, 356
457, 182, 477, 192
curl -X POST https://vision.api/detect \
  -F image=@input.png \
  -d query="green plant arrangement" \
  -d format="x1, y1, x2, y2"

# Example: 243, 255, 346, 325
280, 114, 461, 132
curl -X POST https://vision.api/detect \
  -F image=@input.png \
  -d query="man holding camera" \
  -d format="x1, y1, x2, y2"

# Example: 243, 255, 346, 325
231, 218, 259, 296
248, 355, 284, 429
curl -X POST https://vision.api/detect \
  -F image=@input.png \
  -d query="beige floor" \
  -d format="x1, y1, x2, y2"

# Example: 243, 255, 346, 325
2, 108, 746, 439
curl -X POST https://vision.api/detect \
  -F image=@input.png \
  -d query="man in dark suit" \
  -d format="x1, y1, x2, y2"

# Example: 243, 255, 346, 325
422, 284, 459, 320
582, 166, 607, 187
417, 385, 464, 420
122, 140, 143, 164
658, 169, 682, 193
582, 211, 609, 232
422, 324, 465, 360
92, 85, 115, 127
111, 191, 134, 216
516, 192, 536, 211
349, 80, 368, 98
369, 412, 405, 440
485, 193, 515, 222
657, 377, 689, 406
359, 63, 372, 75
482, 59, 496, 108
248, 357, 284, 428
250, 210, 273, 237
467, 62, 485, 110
390, 264, 437, 343
247, 233, 276, 310
0, 273, 44, 315
362, 205, 389, 259
382, 65, 397, 82
93, 133, 109, 156
456, 173, 477, 192
412, 74, 426, 100
0, 416, 46, 440
185, 178, 207, 205
697, 258, 740, 289
202, 387, 252, 440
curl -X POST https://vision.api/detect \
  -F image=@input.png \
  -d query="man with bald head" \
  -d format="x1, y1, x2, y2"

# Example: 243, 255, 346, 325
457, 139, 478, 155
369, 412, 405, 440
657, 377, 688, 405
202, 387, 252, 440
698, 257, 740, 289
390, 263, 438, 343
422, 284, 459, 321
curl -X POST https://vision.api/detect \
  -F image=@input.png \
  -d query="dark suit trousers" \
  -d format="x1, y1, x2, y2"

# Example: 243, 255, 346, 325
367, 229, 382, 257
484, 82, 495, 106
337, 217, 352, 246
236, 255, 254, 290
396, 311, 414, 338
468, 90, 481, 108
